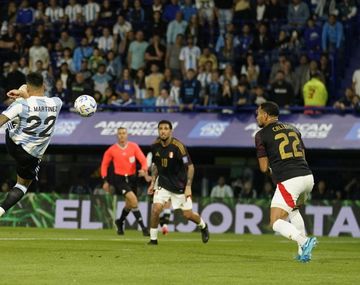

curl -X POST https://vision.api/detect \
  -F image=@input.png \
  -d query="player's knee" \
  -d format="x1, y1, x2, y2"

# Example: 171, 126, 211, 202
152, 204, 163, 216
126, 192, 138, 207
129, 200, 138, 208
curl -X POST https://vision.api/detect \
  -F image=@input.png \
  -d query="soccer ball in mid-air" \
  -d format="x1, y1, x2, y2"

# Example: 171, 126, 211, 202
74, 95, 97, 117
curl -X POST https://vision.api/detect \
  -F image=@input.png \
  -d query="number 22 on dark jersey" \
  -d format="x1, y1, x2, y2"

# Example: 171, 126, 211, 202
255, 121, 312, 183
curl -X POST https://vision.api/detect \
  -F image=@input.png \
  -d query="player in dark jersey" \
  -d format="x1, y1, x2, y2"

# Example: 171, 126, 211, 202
146, 152, 172, 236
147, 120, 209, 245
255, 101, 317, 263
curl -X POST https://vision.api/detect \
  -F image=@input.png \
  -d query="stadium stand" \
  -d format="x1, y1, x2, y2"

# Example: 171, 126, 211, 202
0, 0, 359, 113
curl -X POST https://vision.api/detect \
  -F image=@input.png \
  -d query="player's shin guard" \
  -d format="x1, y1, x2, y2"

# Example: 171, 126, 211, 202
150, 228, 158, 241
273, 219, 307, 246
0, 184, 27, 215
289, 209, 306, 235
118, 208, 131, 223
162, 208, 171, 225
132, 208, 145, 229
289, 209, 306, 255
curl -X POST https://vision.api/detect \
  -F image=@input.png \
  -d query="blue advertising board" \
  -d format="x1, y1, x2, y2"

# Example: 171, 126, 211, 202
1, 111, 359, 149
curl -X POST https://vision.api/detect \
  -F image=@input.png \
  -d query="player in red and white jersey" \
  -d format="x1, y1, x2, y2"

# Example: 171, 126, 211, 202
255, 101, 317, 263
101, 127, 150, 236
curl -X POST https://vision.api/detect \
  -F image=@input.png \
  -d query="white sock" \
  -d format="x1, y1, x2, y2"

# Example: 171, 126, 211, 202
289, 209, 306, 254
289, 209, 306, 234
150, 228, 158, 240
198, 218, 206, 229
0, 207, 5, 217
273, 219, 307, 246
14, 183, 28, 194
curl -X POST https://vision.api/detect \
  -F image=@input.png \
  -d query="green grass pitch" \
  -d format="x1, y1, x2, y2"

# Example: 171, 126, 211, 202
0, 227, 359, 285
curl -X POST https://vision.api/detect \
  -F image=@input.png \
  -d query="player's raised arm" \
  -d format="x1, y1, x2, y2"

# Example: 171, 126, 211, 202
7, 84, 30, 99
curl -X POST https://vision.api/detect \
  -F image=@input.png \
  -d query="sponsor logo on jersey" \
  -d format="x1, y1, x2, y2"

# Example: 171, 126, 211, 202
155, 152, 160, 157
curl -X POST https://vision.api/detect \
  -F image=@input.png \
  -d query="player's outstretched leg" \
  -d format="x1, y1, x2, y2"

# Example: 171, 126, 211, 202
0, 184, 28, 217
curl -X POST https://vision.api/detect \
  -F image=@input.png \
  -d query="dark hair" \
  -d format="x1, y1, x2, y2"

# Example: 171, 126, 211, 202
158, 120, 172, 129
310, 71, 321, 79
260, 101, 279, 117
26, 72, 43, 88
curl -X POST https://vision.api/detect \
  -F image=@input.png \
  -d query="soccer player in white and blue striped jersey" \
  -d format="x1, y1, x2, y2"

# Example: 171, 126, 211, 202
0, 73, 62, 217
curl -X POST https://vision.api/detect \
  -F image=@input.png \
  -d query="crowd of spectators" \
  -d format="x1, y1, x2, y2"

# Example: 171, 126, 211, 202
208, 169, 360, 202
0, 0, 359, 113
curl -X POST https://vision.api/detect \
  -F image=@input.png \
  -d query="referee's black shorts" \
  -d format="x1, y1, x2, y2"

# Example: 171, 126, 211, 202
113, 174, 137, 196
6, 131, 41, 180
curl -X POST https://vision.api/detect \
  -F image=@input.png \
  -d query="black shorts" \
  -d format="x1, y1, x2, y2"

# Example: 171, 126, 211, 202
113, 174, 137, 196
6, 131, 41, 180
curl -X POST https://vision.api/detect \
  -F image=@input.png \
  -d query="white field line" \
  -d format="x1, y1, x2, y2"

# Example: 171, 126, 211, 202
0, 237, 359, 243
0, 237, 242, 242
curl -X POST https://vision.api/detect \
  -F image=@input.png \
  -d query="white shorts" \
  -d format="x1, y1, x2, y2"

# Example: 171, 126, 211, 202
153, 186, 192, 211
271, 174, 314, 213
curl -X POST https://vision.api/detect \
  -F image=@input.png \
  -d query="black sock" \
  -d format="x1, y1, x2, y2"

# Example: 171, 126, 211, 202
1, 188, 25, 211
159, 215, 165, 227
163, 212, 170, 225
132, 208, 145, 229
118, 208, 131, 223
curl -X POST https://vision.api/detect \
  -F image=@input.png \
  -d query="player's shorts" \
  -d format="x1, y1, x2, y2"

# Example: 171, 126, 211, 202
5, 131, 41, 180
153, 186, 192, 211
271, 174, 314, 213
113, 174, 137, 196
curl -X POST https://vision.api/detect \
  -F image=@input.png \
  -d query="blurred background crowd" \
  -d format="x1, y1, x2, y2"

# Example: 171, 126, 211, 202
0, 0, 359, 113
